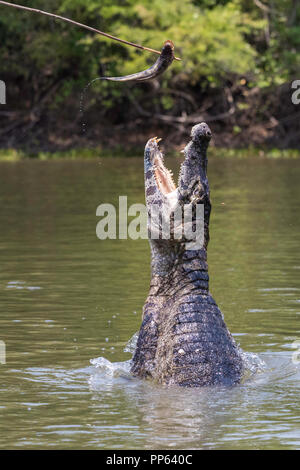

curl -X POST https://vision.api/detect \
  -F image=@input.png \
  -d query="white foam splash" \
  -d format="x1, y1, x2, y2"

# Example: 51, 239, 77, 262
123, 332, 139, 354
91, 332, 266, 385
241, 350, 266, 381
90, 356, 132, 377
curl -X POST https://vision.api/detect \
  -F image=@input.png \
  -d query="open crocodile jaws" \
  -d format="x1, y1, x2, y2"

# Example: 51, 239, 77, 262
130, 123, 244, 387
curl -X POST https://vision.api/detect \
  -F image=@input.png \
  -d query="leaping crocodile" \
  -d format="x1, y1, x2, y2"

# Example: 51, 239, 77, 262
131, 123, 244, 387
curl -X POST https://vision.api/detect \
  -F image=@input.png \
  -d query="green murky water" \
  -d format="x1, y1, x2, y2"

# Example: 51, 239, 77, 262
0, 155, 299, 449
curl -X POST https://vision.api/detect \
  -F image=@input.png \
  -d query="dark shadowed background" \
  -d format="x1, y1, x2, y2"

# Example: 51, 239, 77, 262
0, 0, 299, 154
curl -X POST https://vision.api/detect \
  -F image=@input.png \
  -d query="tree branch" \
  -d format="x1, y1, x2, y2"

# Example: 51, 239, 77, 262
0, 0, 181, 60
126, 87, 235, 125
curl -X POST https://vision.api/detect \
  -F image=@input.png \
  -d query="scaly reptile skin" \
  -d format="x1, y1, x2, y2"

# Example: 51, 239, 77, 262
131, 123, 244, 387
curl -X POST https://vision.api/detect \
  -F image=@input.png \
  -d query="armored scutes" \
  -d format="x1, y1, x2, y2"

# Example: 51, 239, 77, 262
131, 123, 244, 387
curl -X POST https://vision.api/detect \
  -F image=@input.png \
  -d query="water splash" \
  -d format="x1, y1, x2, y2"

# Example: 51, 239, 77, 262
79, 77, 104, 135
91, 331, 268, 385
90, 356, 132, 377
241, 350, 267, 382
123, 331, 139, 354
89, 331, 138, 379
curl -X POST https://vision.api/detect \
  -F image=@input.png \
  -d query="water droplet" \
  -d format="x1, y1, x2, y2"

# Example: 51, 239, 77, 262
79, 77, 103, 135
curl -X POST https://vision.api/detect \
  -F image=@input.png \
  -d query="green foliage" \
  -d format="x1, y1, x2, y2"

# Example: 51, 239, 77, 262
85, 0, 261, 85
1, 146, 299, 161
0, 0, 298, 111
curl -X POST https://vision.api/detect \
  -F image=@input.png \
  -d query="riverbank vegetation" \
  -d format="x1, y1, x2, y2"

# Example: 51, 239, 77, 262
0, 0, 299, 153
1, 146, 299, 161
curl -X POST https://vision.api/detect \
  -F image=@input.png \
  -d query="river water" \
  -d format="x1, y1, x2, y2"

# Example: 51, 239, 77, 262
0, 155, 299, 449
